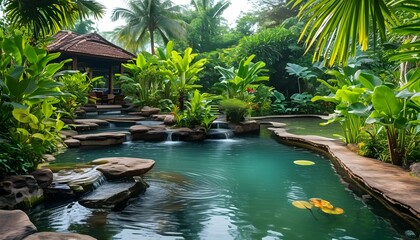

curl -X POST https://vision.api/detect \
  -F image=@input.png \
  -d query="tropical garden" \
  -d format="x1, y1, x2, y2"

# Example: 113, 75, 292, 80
0, 0, 419, 177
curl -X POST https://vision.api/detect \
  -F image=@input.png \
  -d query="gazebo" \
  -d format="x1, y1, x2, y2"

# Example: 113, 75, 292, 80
48, 31, 136, 104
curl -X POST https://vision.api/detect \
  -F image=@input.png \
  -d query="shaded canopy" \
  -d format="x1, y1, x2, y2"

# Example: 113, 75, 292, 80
48, 30, 135, 64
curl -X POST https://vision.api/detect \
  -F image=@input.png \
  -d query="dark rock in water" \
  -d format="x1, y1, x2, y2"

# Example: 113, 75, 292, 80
233, 120, 260, 134
92, 157, 155, 180
0, 175, 43, 209
172, 127, 206, 141
129, 125, 166, 141
79, 178, 148, 210
24, 232, 97, 240
404, 230, 417, 239
0, 209, 37, 240
43, 182, 75, 200
30, 169, 53, 188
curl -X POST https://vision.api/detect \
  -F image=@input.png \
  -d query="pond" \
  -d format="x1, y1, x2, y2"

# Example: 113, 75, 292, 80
29, 128, 408, 239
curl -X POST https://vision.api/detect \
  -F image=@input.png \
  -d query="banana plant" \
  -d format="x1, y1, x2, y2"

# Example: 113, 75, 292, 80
214, 54, 269, 101
312, 69, 381, 143
160, 42, 207, 110
366, 71, 420, 166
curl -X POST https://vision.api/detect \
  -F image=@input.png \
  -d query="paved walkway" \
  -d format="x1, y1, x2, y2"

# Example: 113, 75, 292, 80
268, 125, 420, 229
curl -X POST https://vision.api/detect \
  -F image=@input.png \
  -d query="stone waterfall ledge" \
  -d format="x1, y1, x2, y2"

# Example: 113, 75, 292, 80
269, 127, 420, 231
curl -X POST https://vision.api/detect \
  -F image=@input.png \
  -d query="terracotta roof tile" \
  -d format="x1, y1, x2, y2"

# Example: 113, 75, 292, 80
48, 31, 135, 61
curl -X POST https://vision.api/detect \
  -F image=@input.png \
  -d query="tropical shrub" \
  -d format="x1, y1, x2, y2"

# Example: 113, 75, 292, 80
172, 90, 217, 130
230, 26, 309, 93
118, 52, 168, 108
219, 98, 249, 123
159, 42, 207, 110
0, 30, 68, 175
57, 72, 97, 118
214, 55, 269, 100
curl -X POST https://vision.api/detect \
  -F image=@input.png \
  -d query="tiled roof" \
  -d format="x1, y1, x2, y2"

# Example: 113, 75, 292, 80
48, 31, 135, 61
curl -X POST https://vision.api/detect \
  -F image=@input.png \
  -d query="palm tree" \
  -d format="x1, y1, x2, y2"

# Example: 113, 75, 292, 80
291, 0, 400, 66
189, 0, 230, 52
2, 0, 104, 42
111, 0, 186, 54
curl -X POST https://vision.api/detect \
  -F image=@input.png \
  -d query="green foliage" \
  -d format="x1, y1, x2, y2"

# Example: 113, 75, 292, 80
214, 54, 269, 101
160, 42, 207, 110
230, 26, 309, 94
110, 0, 186, 54
219, 98, 249, 123
57, 72, 96, 118
118, 52, 168, 108
3, 0, 105, 42
172, 90, 217, 129
0, 30, 68, 175
0, 141, 42, 175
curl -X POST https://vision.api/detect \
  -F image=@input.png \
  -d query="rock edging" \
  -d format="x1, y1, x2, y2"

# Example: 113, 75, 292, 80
269, 127, 420, 231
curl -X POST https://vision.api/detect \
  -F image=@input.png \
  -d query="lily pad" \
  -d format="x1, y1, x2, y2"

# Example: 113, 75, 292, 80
310, 198, 333, 209
321, 207, 344, 215
294, 160, 315, 166
292, 201, 313, 209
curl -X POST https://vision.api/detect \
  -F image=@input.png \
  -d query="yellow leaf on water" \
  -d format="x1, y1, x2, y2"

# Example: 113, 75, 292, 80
292, 201, 313, 209
321, 207, 344, 215
293, 160, 315, 166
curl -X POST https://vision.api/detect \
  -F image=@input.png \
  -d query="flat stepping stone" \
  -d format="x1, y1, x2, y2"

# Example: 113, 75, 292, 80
106, 117, 145, 122
24, 232, 96, 240
92, 157, 155, 179
74, 119, 109, 126
72, 132, 127, 146
129, 125, 166, 141
79, 179, 147, 210
54, 168, 104, 194
70, 123, 98, 131
64, 138, 81, 148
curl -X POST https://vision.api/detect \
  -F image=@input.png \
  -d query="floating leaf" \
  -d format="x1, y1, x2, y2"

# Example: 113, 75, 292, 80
321, 207, 344, 215
292, 201, 313, 209
294, 160, 315, 166
310, 198, 333, 209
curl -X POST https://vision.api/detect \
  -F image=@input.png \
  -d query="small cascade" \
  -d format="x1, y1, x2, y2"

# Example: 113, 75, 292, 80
211, 121, 229, 129
165, 130, 180, 142
206, 129, 234, 139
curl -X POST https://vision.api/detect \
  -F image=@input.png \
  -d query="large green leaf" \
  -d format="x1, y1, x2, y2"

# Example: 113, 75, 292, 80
372, 85, 402, 117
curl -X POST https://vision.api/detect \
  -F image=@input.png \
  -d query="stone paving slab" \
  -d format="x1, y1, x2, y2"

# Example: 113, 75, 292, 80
269, 127, 420, 223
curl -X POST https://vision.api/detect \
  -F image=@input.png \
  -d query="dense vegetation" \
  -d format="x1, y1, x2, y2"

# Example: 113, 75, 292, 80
0, 0, 418, 176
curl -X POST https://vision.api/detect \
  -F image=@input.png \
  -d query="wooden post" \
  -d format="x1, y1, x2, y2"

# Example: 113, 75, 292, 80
108, 65, 114, 95
72, 56, 78, 70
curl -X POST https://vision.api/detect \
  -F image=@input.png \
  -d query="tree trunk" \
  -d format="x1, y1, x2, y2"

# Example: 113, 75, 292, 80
150, 27, 155, 55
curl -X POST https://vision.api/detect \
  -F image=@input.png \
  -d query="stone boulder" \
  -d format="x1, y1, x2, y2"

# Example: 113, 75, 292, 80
60, 130, 78, 138
70, 123, 98, 132
72, 132, 127, 146
74, 119, 109, 127
54, 168, 104, 194
233, 120, 260, 134
140, 106, 160, 116
43, 182, 75, 201
0, 175, 43, 209
129, 125, 166, 141
30, 169, 53, 188
79, 178, 148, 210
409, 163, 420, 177
24, 232, 96, 240
92, 157, 155, 180
172, 127, 206, 141
0, 210, 37, 240
64, 138, 81, 148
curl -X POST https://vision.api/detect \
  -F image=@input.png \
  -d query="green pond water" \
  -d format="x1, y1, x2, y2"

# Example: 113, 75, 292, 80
29, 128, 409, 239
